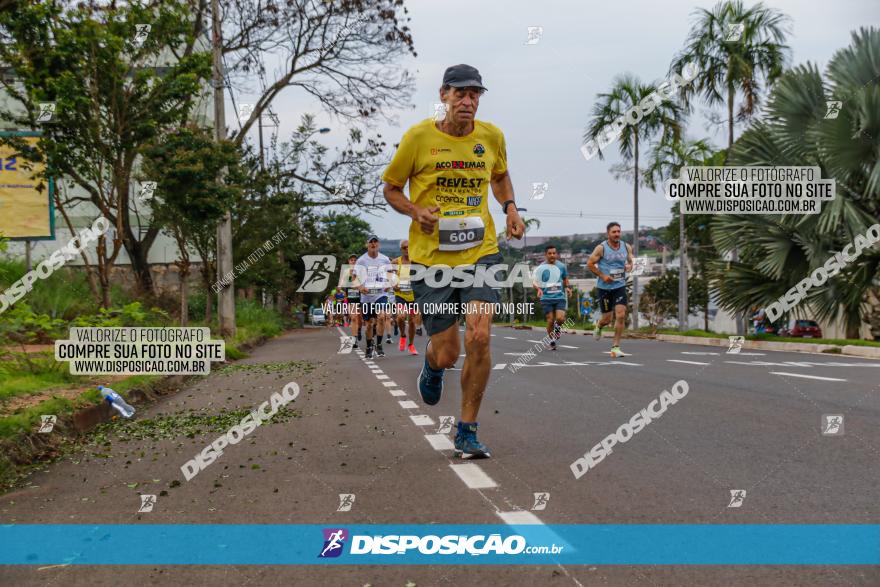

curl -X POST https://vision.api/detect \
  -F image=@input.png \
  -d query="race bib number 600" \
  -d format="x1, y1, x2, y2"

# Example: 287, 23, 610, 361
438, 216, 485, 252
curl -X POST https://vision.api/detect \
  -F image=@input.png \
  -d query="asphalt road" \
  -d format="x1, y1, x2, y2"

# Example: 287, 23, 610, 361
1, 325, 878, 586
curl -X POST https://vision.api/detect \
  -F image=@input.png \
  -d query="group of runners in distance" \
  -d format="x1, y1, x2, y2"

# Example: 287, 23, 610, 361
329, 237, 424, 360
316, 64, 634, 459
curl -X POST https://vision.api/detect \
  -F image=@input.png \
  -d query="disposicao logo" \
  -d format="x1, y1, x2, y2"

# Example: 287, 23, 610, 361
318, 528, 348, 558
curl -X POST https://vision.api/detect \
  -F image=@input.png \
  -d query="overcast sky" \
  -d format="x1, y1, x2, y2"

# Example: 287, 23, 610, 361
244, 0, 879, 241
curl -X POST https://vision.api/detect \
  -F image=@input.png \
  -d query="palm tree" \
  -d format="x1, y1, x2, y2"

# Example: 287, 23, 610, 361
643, 137, 715, 331
671, 0, 791, 333
712, 27, 880, 339
583, 74, 681, 329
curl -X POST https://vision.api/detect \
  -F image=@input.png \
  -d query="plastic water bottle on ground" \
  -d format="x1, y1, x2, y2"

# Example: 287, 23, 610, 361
98, 385, 136, 418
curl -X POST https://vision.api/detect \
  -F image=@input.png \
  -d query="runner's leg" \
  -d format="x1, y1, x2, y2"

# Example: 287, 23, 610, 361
427, 321, 460, 370
460, 299, 493, 423
613, 304, 626, 347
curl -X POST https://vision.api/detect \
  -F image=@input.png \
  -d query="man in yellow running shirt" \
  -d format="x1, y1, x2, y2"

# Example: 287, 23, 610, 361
383, 64, 524, 459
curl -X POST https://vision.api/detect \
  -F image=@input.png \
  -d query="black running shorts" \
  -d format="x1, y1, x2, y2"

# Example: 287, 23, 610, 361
410, 252, 502, 336
598, 286, 627, 313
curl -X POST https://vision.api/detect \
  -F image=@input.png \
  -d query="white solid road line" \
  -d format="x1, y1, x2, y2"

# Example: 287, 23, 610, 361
398, 400, 419, 409
388, 389, 407, 397
410, 415, 434, 426
682, 351, 720, 356
497, 360, 643, 368
668, 359, 711, 366
727, 360, 880, 368
770, 371, 847, 382
449, 463, 498, 489
425, 434, 455, 451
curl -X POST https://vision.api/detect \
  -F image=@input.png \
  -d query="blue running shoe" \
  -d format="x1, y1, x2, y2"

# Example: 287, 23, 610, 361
454, 421, 491, 459
417, 340, 444, 405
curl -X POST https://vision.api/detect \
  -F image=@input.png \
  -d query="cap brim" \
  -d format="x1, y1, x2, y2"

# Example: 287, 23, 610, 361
448, 80, 487, 91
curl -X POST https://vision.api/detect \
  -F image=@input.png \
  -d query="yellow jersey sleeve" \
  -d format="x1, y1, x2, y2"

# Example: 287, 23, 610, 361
382, 130, 416, 188
492, 129, 508, 176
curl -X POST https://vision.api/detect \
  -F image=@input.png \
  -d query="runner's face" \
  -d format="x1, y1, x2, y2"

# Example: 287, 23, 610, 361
608, 227, 621, 244
367, 240, 379, 254
400, 243, 409, 259
545, 248, 557, 263
441, 86, 482, 123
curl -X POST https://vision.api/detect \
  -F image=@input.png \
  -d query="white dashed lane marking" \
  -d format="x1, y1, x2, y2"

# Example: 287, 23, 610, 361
449, 463, 497, 489
382, 381, 397, 387
398, 400, 419, 409
497, 511, 543, 525
668, 359, 710, 366
425, 434, 455, 451
410, 415, 434, 426
388, 389, 407, 397
375, 374, 389, 380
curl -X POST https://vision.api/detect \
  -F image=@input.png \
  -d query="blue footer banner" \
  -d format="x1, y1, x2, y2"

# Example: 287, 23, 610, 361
1, 524, 878, 565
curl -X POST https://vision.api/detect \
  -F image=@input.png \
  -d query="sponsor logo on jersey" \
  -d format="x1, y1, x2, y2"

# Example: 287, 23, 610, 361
435, 160, 486, 170
436, 177, 485, 188
473, 144, 485, 157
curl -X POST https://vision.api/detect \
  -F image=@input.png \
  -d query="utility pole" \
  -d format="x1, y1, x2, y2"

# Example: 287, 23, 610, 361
212, 0, 235, 336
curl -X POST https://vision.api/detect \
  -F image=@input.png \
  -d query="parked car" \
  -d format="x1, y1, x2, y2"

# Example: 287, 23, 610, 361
778, 319, 822, 338
310, 308, 327, 326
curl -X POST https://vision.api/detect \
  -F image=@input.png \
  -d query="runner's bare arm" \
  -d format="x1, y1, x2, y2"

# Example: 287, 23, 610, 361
490, 170, 524, 239
587, 244, 611, 283
383, 181, 439, 235
625, 243, 634, 272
